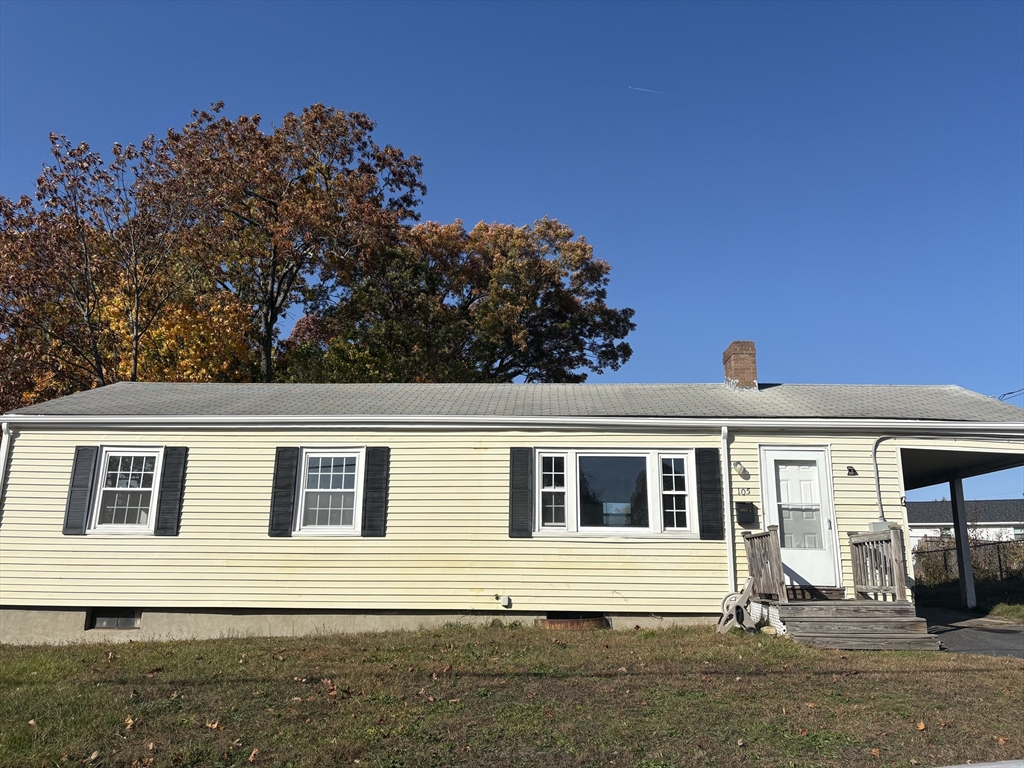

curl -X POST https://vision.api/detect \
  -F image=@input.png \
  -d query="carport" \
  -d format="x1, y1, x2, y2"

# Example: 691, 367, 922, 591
901, 446, 1024, 609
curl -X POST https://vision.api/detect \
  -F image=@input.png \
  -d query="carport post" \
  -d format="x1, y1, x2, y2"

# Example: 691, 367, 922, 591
948, 477, 977, 610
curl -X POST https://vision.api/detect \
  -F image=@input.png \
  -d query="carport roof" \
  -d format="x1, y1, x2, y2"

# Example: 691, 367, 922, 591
907, 499, 1024, 525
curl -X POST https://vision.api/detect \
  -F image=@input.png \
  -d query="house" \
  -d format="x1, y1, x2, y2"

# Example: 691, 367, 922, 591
1, 341, 1022, 645
907, 499, 1024, 551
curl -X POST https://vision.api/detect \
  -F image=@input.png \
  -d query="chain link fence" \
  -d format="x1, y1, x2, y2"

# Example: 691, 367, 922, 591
913, 537, 1024, 587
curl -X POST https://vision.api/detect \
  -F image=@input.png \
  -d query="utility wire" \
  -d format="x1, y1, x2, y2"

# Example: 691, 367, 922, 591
995, 387, 1024, 401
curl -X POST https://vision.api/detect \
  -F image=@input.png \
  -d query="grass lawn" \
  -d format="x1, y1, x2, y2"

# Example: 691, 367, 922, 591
1, 623, 1022, 768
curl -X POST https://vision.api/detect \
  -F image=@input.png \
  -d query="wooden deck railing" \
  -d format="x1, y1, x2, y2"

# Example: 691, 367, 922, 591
848, 524, 909, 602
741, 526, 788, 603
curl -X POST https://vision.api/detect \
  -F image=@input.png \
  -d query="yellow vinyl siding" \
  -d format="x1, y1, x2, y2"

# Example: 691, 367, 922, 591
4, 427, 1019, 612
726, 433, 908, 592
0, 428, 728, 613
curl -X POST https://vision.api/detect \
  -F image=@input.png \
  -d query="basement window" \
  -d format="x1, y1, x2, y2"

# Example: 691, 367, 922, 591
89, 608, 141, 630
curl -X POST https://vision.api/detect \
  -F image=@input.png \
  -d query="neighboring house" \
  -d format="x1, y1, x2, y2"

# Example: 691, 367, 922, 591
1, 341, 1022, 644
907, 499, 1024, 551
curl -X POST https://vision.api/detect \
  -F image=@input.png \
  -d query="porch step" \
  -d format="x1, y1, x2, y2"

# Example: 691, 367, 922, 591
776, 600, 939, 651
786, 586, 846, 601
777, 602, 917, 619
784, 617, 927, 634
796, 633, 940, 651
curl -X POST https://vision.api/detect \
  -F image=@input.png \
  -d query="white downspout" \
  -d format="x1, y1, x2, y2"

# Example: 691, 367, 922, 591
870, 435, 894, 531
721, 426, 736, 592
0, 422, 10, 508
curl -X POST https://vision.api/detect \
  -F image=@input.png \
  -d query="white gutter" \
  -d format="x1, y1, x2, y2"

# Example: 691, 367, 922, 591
721, 426, 736, 592
2, 413, 1022, 435
0, 422, 10, 506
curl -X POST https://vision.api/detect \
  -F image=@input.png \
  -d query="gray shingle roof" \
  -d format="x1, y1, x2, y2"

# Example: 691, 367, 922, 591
7, 381, 1024, 421
907, 500, 1024, 525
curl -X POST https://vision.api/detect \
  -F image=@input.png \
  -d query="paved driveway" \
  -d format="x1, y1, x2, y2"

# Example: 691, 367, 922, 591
917, 606, 1024, 659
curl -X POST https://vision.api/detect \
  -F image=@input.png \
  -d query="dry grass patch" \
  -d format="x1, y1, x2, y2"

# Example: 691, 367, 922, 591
1, 623, 1021, 767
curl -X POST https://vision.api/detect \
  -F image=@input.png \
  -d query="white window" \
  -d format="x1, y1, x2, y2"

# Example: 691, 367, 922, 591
295, 449, 366, 534
534, 450, 698, 535
660, 455, 691, 530
89, 447, 164, 534
540, 454, 567, 527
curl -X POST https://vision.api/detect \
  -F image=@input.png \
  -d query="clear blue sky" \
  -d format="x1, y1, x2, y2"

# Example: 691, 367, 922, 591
2, 1, 1021, 498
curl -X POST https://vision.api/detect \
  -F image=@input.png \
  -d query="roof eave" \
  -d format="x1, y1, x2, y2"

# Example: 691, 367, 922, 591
2, 413, 1023, 435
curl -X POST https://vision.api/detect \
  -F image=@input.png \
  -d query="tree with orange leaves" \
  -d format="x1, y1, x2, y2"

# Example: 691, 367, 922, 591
156, 102, 426, 382
281, 218, 635, 383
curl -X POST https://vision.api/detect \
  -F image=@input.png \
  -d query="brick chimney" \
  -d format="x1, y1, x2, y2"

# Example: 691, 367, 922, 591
723, 340, 757, 389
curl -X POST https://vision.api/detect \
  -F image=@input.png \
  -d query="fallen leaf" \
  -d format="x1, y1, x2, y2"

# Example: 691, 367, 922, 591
736, 738, 745, 747
28, 719, 36, 726
799, 729, 809, 737
85, 752, 100, 764
870, 748, 881, 758
998, 736, 1008, 746
618, 667, 627, 673
125, 716, 137, 730
916, 721, 926, 731
248, 748, 259, 764
206, 721, 222, 730
805, 702, 817, 708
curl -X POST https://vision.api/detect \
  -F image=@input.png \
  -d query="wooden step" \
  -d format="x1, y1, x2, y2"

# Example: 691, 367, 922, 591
795, 633, 940, 651
784, 617, 928, 635
778, 601, 916, 619
786, 586, 847, 601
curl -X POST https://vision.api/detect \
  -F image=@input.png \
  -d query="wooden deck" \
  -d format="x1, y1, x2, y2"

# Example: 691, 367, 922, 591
741, 524, 940, 651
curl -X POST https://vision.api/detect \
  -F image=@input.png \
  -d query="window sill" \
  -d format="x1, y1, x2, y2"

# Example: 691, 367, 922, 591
532, 529, 703, 540
86, 529, 155, 536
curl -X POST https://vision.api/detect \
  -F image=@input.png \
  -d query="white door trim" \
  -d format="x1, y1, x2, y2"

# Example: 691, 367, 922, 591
758, 445, 842, 588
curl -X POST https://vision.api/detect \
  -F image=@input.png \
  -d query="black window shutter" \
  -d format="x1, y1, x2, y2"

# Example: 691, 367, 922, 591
269, 447, 300, 537
696, 447, 725, 540
63, 446, 99, 535
361, 446, 391, 537
508, 447, 534, 538
154, 447, 188, 536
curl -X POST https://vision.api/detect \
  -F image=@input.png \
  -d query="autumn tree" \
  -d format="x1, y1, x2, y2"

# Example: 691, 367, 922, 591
157, 103, 426, 382
0, 134, 248, 411
0, 140, 116, 399
282, 218, 635, 383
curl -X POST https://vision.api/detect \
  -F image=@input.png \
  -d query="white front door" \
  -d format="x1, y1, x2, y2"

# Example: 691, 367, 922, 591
761, 448, 838, 587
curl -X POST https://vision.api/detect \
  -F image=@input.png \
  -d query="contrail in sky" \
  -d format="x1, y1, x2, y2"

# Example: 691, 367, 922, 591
628, 85, 671, 95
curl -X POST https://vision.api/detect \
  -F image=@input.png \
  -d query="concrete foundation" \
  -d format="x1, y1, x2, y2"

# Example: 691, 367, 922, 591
0, 607, 715, 645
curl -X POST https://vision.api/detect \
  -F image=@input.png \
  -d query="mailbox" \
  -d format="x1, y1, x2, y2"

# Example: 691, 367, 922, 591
735, 501, 758, 525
